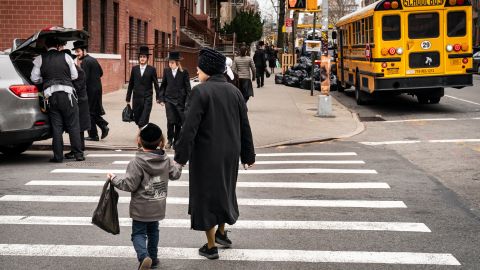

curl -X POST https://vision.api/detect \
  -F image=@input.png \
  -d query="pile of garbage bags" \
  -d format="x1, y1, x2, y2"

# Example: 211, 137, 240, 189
275, 56, 335, 91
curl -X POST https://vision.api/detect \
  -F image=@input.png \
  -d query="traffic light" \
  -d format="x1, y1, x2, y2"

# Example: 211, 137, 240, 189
288, 0, 306, 9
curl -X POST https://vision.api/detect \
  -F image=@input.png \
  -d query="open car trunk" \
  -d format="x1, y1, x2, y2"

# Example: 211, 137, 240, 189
9, 26, 89, 85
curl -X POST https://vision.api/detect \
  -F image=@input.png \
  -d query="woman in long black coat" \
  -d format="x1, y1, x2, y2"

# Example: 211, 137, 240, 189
174, 48, 255, 260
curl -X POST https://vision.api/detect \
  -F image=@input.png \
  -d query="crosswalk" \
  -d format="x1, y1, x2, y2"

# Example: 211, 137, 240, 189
0, 149, 462, 268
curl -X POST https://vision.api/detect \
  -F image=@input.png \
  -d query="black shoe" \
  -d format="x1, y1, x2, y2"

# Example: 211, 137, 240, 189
151, 258, 159, 269
138, 256, 152, 270
100, 126, 109, 139
74, 153, 85, 161
49, 158, 63, 163
198, 244, 219, 260
215, 230, 232, 248
257, 85, 260, 88
85, 136, 99, 141
64, 152, 75, 159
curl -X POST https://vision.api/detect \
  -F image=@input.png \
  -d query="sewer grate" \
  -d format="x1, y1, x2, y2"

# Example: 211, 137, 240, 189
359, 116, 386, 122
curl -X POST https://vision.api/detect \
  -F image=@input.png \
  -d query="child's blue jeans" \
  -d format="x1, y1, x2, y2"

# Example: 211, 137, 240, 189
131, 220, 159, 262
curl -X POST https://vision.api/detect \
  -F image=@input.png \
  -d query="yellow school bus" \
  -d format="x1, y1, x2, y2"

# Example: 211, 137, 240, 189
332, 0, 474, 104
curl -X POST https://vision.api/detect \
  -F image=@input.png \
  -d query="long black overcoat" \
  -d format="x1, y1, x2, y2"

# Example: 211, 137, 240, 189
72, 66, 91, 131
126, 65, 160, 127
80, 55, 104, 115
174, 74, 255, 231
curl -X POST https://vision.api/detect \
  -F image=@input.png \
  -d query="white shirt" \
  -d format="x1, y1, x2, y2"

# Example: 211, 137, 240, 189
140, 64, 147, 76
30, 48, 78, 98
172, 68, 178, 78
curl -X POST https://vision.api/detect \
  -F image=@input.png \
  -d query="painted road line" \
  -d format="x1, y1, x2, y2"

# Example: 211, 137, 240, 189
0, 244, 460, 265
88, 152, 358, 158
112, 160, 367, 165
26, 181, 390, 189
428, 139, 480, 143
383, 118, 457, 123
361, 141, 421, 146
0, 195, 406, 208
50, 168, 378, 174
0, 216, 430, 232
445, 95, 480, 106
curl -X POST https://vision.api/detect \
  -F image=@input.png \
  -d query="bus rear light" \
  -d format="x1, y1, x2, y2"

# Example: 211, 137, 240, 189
456, 0, 464, 4
461, 43, 468, 51
381, 48, 389, 56
446, 44, 453, 52
391, 1, 399, 8
453, 44, 461, 52
381, 62, 388, 68
383, 1, 391, 9
449, 0, 456, 5
388, 47, 396, 55
9, 85, 38, 98
462, 58, 468, 64
396, 47, 403, 55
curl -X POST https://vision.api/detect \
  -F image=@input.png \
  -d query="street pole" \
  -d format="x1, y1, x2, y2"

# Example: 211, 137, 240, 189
310, 12, 316, 96
317, 0, 333, 117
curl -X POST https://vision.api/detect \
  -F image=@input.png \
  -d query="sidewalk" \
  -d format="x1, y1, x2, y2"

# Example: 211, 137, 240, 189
34, 75, 364, 150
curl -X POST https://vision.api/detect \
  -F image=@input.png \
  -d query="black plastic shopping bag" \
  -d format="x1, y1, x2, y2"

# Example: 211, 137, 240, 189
122, 104, 134, 122
92, 180, 120, 235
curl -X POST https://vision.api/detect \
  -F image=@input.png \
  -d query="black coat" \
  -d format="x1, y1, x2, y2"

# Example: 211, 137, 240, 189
253, 49, 267, 69
174, 74, 255, 231
126, 65, 160, 127
72, 66, 91, 131
158, 68, 191, 106
80, 55, 104, 115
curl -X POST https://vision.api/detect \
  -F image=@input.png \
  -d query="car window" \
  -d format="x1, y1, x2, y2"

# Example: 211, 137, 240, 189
0, 55, 21, 80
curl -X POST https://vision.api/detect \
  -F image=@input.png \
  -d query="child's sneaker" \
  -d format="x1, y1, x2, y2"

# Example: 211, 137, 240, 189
150, 258, 159, 269
138, 256, 152, 270
198, 244, 219, 260
215, 230, 232, 248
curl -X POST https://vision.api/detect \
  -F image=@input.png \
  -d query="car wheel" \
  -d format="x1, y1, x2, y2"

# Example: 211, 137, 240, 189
0, 142, 32, 156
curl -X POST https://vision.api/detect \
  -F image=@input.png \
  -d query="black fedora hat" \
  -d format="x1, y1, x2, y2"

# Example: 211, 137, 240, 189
138, 46, 151, 56
166, 51, 183, 61
72, 40, 88, 50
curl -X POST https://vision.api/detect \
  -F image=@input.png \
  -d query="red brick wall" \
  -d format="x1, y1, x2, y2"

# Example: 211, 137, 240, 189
0, 0, 63, 51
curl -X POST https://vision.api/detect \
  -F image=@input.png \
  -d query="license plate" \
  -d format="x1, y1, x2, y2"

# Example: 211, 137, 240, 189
414, 68, 435, 74
386, 68, 399, 75
450, 59, 461, 65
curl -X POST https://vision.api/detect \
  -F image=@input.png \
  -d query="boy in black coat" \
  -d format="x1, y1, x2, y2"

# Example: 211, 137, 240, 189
158, 51, 191, 149
126, 46, 161, 128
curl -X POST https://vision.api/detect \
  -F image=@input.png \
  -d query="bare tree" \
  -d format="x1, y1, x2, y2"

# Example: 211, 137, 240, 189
328, 0, 357, 25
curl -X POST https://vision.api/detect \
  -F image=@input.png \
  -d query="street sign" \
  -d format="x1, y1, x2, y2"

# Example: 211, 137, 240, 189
286, 18, 293, 33
305, 40, 321, 52
288, 0, 306, 9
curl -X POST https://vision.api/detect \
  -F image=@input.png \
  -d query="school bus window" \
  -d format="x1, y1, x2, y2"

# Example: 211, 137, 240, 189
382, 15, 401, 41
447, 11, 466, 37
360, 19, 365, 44
368, 17, 374, 43
408, 13, 439, 39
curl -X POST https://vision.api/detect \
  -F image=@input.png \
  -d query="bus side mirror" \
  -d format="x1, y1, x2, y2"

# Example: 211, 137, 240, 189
332, 31, 337, 40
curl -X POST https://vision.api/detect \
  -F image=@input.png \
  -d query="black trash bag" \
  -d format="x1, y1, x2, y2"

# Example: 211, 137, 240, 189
285, 76, 301, 87
292, 63, 301, 70
314, 81, 321, 90
293, 70, 304, 78
299, 56, 312, 65
92, 180, 120, 235
301, 78, 312, 89
275, 74, 284, 84
297, 63, 308, 71
122, 104, 134, 122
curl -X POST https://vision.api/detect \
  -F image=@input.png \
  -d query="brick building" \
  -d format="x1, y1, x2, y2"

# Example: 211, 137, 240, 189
0, 0, 227, 93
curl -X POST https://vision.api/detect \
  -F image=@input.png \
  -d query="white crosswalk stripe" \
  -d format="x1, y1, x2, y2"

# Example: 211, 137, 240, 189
0, 150, 461, 266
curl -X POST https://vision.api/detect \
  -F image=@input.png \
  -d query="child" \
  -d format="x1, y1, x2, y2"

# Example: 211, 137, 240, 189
158, 51, 191, 149
107, 123, 182, 270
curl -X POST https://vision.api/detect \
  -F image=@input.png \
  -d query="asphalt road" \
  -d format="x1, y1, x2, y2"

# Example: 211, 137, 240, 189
0, 142, 479, 269
332, 74, 480, 219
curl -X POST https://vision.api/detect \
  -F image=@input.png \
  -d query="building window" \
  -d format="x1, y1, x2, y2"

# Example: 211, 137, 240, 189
113, 2, 119, 53
83, 0, 90, 32
137, 19, 142, 44
172, 17, 177, 45
129, 17, 134, 44
100, 0, 107, 53
144, 21, 148, 44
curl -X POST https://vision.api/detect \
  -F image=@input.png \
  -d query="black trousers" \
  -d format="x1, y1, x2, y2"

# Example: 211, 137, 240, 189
48, 92, 82, 161
165, 102, 185, 143
256, 67, 265, 87
88, 113, 109, 138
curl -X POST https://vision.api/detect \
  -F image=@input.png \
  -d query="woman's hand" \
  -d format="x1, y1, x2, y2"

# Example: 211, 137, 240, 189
107, 173, 115, 181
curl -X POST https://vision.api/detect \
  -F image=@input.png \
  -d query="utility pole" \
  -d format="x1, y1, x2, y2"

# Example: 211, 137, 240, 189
310, 12, 317, 96
276, 0, 286, 50
317, 0, 333, 117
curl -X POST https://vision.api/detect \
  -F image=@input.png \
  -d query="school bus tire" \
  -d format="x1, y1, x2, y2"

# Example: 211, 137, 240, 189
355, 74, 369, 105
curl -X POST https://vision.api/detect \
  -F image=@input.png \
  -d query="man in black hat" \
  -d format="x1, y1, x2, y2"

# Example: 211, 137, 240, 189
253, 40, 267, 88
126, 46, 161, 129
31, 37, 84, 162
158, 51, 191, 149
174, 48, 255, 260
73, 40, 109, 141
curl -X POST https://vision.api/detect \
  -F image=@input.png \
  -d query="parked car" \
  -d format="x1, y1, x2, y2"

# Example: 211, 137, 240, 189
473, 51, 480, 75
0, 27, 88, 156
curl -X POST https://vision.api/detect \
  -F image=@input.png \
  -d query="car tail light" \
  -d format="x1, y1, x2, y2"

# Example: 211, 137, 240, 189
453, 44, 461, 52
9, 85, 38, 98
462, 58, 468, 64
381, 62, 388, 68
446, 44, 453, 52
383, 1, 391, 9
388, 47, 396, 55
34, 121, 46, 126
391, 1, 399, 8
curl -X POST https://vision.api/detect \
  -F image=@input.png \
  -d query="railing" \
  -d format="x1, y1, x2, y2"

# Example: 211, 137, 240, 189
124, 43, 199, 83
180, 6, 215, 46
